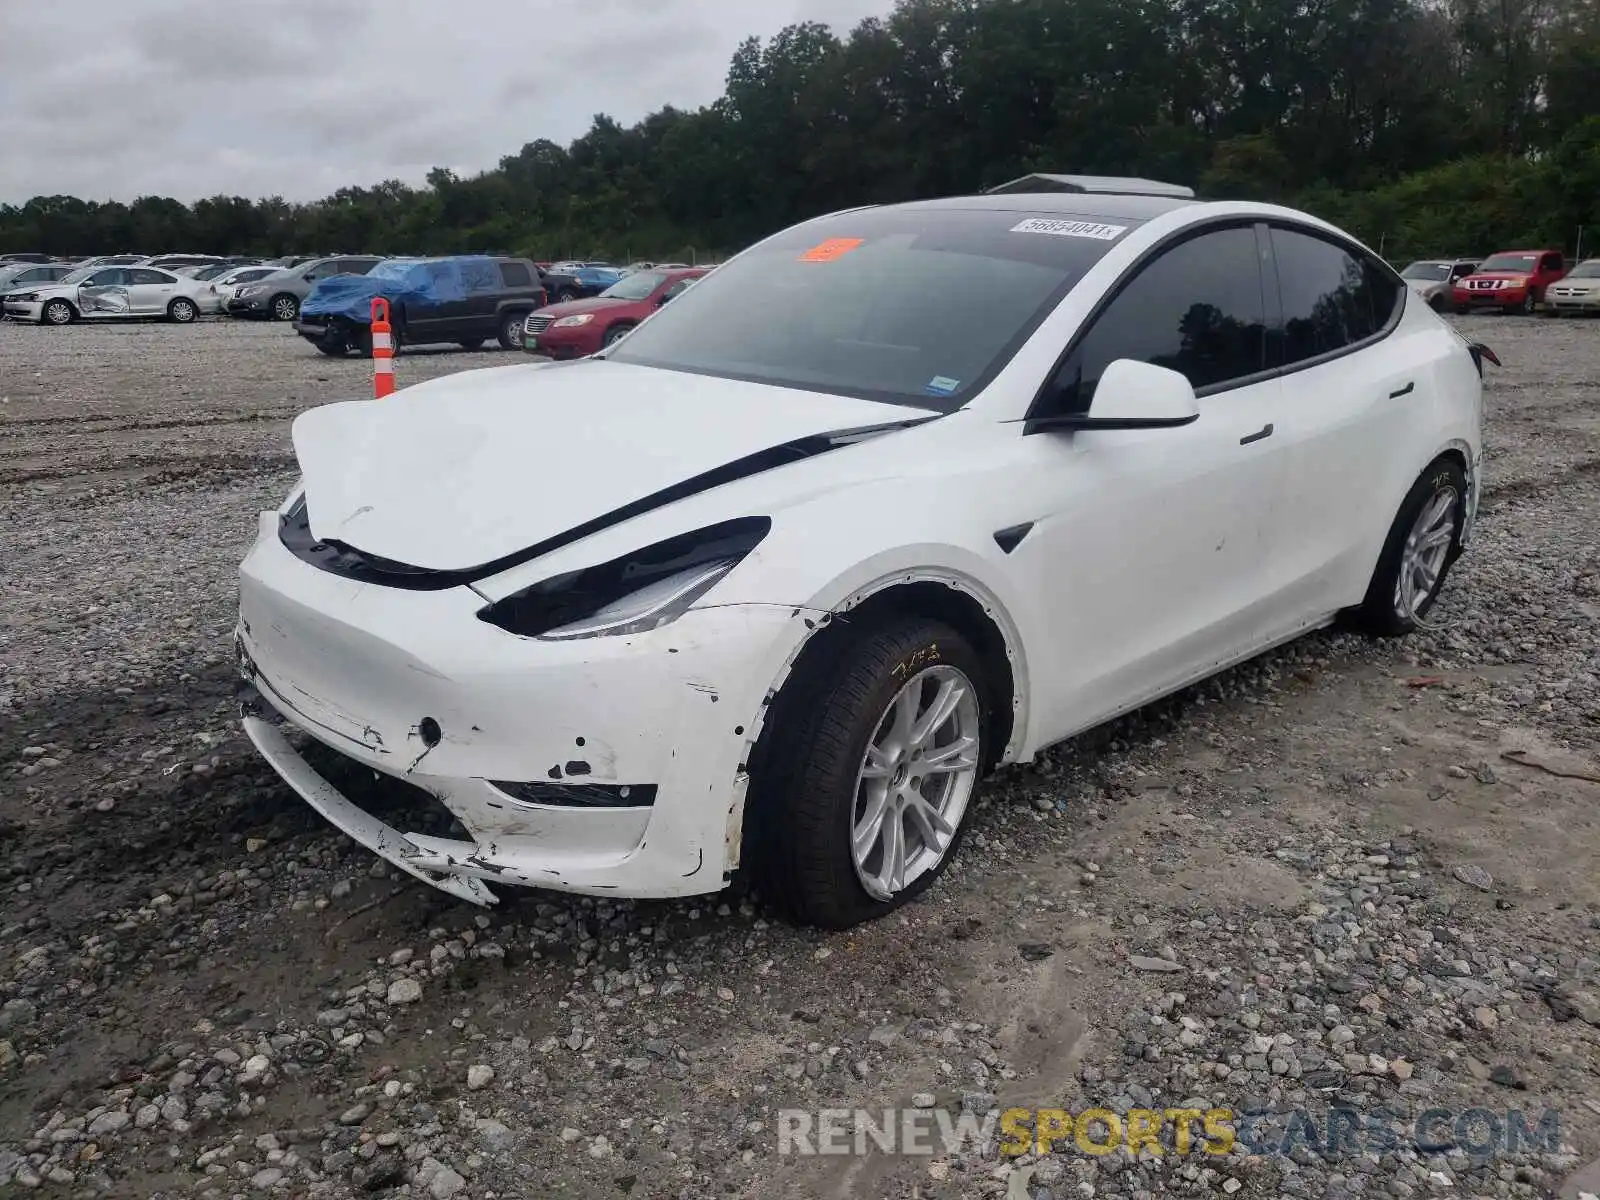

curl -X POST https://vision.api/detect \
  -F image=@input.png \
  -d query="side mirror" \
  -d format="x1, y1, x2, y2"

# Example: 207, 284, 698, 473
1027, 359, 1200, 433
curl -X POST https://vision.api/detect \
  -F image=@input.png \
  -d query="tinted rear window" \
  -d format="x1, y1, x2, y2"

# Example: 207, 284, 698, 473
605, 206, 1136, 409
499, 262, 533, 288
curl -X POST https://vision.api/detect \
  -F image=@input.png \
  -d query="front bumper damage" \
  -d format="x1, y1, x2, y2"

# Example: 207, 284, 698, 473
240, 687, 495, 904
236, 514, 807, 905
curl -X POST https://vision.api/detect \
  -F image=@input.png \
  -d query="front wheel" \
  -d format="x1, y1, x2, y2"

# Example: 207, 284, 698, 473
269, 294, 299, 322
746, 618, 987, 928
1352, 459, 1467, 637
166, 297, 197, 324
602, 323, 634, 348
41, 299, 75, 326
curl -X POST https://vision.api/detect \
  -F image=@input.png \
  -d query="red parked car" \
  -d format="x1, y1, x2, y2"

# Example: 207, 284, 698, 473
523, 267, 707, 358
1451, 249, 1566, 315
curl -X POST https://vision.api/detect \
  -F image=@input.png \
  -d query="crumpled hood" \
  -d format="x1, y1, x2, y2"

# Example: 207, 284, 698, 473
291, 360, 934, 573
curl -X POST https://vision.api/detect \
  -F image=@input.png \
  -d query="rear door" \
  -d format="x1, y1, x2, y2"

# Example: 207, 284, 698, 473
1256, 224, 1424, 613
127, 268, 180, 314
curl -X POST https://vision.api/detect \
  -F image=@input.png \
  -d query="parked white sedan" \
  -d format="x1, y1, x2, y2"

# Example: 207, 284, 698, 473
236, 184, 1489, 927
2, 264, 218, 324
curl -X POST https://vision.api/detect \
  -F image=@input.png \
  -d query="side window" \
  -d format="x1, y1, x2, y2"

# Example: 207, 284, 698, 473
345, 259, 380, 274
130, 269, 171, 284
1450, 263, 1474, 281
499, 261, 533, 288
15, 268, 48, 283
1540, 253, 1562, 272
89, 269, 128, 286
303, 262, 334, 281
1050, 225, 1266, 414
1268, 228, 1396, 368
660, 280, 693, 302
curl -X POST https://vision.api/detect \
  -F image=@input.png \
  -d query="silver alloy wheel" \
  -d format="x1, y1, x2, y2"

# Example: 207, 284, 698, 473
1393, 485, 1458, 621
272, 296, 297, 321
850, 664, 980, 901
44, 300, 72, 325
170, 299, 195, 322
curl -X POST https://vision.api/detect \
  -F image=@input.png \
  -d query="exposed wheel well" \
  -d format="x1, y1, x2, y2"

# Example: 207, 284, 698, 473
788, 581, 1017, 772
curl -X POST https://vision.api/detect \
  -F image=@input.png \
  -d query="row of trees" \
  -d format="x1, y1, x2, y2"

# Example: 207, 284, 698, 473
3, 0, 1598, 265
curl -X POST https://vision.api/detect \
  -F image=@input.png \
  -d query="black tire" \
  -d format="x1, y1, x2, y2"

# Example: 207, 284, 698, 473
1428, 294, 1446, 313
314, 341, 349, 357
269, 294, 299, 322
166, 297, 197, 324
556, 288, 578, 303
41, 299, 75, 326
602, 322, 634, 348
458, 339, 486, 351
357, 323, 402, 359
497, 310, 527, 350
1505, 293, 1534, 316
1352, 458, 1467, 637
745, 617, 988, 929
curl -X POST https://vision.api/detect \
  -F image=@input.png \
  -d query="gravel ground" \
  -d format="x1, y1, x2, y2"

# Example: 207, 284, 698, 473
2, 314, 1599, 1200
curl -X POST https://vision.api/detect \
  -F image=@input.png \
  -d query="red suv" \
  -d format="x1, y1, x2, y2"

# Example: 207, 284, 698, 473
1452, 249, 1566, 315
523, 267, 707, 358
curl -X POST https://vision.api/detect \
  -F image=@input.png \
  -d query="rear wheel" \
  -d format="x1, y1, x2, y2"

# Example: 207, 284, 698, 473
556, 288, 578, 303
269, 294, 299, 322
41, 299, 75, 326
497, 310, 528, 350
1352, 459, 1467, 637
745, 617, 987, 928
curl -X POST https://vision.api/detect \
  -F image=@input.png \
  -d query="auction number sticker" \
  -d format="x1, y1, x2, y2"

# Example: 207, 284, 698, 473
1010, 218, 1127, 240
799, 237, 864, 262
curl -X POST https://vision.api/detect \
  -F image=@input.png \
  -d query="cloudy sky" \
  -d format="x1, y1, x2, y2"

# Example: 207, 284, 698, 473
0, 0, 893, 205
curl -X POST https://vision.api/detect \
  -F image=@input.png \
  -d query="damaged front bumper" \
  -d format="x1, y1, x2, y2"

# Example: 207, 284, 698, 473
236, 512, 805, 905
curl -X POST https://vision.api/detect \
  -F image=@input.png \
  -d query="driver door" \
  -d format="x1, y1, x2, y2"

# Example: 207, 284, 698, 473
1008, 223, 1293, 745
78, 269, 133, 316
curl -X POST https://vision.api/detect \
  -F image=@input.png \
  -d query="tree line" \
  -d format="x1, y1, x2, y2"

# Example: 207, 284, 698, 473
4, 0, 1598, 266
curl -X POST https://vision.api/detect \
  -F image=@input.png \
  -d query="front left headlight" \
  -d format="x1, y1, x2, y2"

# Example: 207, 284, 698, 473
10, 292, 39, 302
552, 314, 594, 328
478, 517, 770, 640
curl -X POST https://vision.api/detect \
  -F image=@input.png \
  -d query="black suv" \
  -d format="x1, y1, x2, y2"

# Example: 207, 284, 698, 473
294, 256, 548, 355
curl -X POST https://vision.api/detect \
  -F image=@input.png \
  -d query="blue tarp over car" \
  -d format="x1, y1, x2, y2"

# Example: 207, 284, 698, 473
301, 256, 502, 322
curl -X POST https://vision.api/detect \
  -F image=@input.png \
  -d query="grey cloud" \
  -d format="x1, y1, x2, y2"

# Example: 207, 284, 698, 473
0, 0, 892, 204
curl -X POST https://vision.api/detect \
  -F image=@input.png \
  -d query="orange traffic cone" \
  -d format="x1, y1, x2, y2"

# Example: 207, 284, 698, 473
371, 298, 395, 399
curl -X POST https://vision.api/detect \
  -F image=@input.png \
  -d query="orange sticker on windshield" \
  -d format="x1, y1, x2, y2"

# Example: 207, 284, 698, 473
799, 237, 863, 262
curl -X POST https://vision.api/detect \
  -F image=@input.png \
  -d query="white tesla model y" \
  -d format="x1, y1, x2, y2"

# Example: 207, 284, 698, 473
237, 182, 1489, 927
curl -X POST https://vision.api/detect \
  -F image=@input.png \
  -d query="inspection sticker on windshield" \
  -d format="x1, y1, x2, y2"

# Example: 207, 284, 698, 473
799, 237, 864, 262
1010, 217, 1127, 240
924, 376, 961, 396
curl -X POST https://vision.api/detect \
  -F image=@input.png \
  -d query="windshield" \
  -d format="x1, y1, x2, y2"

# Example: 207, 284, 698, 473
1478, 253, 1538, 272
600, 271, 666, 301
606, 207, 1130, 409
1566, 260, 1600, 279
1402, 261, 1451, 281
